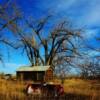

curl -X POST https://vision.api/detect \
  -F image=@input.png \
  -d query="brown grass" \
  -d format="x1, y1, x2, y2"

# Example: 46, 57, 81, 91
0, 78, 100, 100
63, 79, 100, 100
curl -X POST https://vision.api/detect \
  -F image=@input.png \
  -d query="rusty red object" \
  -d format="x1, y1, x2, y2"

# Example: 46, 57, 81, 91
25, 83, 64, 96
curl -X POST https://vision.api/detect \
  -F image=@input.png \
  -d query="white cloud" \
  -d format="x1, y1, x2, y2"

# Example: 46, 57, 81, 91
76, 0, 100, 27
55, 0, 77, 12
0, 62, 28, 74
5, 63, 25, 67
36, 0, 100, 29
82, 29, 99, 39
87, 50, 100, 57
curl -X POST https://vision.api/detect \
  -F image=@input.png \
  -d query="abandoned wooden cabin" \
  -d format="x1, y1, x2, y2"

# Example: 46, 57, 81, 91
16, 66, 53, 81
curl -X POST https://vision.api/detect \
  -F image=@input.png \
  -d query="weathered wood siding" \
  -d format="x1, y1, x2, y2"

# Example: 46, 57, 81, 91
17, 71, 45, 81
45, 68, 53, 81
16, 68, 53, 81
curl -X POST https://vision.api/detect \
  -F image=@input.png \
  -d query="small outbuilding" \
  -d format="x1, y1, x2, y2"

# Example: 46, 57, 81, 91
4, 74, 12, 80
16, 66, 53, 82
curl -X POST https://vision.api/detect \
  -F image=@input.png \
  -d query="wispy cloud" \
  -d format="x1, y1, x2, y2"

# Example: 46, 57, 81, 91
21, 0, 100, 29
50, 0, 100, 28
77, 0, 100, 27
5, 63, 25, 67
87, 50, 100, 57
83, 29, 99, 39
54, 0, 77, 13
0, 62, 28, 74
54, 0, 100, 39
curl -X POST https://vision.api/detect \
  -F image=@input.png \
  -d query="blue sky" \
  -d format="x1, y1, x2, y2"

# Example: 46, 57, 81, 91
0, 0, 100, 74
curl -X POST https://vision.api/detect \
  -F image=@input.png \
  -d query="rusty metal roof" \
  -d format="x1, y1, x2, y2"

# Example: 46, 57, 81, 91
16, 66, 50, 72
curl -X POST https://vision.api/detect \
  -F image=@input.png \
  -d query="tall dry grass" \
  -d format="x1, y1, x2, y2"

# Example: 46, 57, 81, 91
63, 79, 100, 100
0, 78, 100, 100
0, 79, 25, 100
53, 78, 100, 100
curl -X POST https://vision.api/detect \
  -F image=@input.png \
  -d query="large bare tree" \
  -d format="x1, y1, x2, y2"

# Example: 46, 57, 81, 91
0, 1, 82, 71
7, 17, 81, 68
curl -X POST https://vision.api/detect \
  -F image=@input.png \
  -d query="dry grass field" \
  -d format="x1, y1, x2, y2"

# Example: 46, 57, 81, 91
63, 79, 100, 100
0, 78, 100, 100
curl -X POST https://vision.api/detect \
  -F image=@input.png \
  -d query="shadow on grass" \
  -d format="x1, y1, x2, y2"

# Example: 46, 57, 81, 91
0, 93, 99, 100
60, 93, 93, 100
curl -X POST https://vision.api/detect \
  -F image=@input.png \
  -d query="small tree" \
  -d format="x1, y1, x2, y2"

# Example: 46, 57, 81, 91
78, 57, 100, 78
